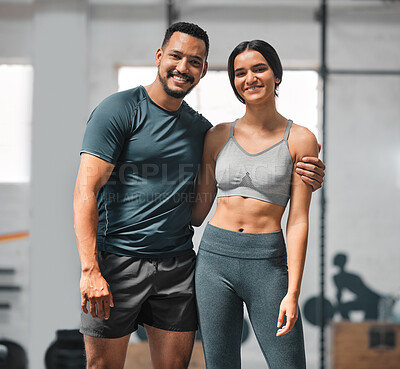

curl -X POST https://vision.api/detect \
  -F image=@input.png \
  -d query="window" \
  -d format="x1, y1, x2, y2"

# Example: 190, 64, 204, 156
0, 65, 33, 183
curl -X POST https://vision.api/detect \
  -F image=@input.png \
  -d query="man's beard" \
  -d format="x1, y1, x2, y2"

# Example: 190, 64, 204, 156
158, 69, 196, 99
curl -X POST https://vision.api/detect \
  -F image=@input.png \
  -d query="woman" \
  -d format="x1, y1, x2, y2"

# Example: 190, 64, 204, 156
192, 40, 319, 369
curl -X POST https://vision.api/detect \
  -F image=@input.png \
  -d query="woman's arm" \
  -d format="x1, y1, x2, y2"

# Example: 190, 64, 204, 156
191, 124, 230, 227
277, 126, 319, 337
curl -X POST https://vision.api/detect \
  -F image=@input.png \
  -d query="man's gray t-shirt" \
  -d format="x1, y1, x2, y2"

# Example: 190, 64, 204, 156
81, 86, 212, 257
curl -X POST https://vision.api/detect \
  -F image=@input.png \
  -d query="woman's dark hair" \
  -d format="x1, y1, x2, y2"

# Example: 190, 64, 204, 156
228, 40, 283, 104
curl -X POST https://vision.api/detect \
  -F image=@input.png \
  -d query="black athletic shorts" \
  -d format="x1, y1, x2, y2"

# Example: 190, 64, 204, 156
80, 250, 197, 339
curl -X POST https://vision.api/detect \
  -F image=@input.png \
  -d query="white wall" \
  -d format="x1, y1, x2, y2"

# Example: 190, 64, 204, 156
0, 3, 33, 63
0, 1, 33, 364
30, 1, 87, 368
326, 4, 400, 298
0, 184, 30, 353
0, 1, 399, 368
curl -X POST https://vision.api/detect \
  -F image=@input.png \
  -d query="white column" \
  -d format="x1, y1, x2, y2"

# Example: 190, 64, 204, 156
30, 1, 88, 367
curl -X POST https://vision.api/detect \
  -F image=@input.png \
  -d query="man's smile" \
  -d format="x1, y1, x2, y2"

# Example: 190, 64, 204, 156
168, 70, 195, 84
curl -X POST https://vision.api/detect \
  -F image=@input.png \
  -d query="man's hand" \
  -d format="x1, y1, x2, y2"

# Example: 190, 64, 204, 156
80, 270, 114, 320
296, 156, 325, 192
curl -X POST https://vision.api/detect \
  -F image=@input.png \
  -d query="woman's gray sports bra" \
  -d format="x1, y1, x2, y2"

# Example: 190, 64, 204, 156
215, 119, 293, 207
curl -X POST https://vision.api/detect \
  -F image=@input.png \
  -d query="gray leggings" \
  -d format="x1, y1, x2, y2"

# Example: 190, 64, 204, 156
195, 224, 306, 369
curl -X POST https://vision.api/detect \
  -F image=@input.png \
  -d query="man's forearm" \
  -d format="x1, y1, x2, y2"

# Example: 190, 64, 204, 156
73, 190, 100, 273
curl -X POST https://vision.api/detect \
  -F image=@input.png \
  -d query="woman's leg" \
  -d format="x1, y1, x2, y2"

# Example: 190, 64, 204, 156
243, 257, 306, 369
195, 249, 244, 369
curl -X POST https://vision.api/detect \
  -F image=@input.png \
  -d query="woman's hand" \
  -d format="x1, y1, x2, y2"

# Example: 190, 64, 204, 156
276, 293, 299, 336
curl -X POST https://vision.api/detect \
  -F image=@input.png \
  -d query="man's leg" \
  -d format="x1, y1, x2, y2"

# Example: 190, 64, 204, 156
84, 334, 130, 369
145, 324, 195, 369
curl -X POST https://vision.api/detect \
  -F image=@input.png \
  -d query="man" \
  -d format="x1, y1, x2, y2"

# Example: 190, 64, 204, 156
74, 22, 325, 369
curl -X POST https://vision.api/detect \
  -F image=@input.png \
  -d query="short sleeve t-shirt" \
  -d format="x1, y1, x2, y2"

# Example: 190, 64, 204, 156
81, 86, 212, 257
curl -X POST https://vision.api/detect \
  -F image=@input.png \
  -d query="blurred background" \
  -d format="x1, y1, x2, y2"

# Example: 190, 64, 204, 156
0, 0, 399, 368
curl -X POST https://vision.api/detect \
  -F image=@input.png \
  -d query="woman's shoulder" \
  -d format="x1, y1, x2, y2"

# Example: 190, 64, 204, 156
205, 122, 232, 142
288, 122, 319, 157
208, 121, 232, 134
204, 122, 234, 158
289, 122, 318, 146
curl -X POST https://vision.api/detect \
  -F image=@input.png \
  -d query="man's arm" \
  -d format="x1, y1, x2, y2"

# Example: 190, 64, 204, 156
296, 143, 326, 191
73, 153, 115, 320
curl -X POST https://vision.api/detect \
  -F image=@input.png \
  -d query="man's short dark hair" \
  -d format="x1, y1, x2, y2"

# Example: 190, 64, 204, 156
162, 22, 209, 60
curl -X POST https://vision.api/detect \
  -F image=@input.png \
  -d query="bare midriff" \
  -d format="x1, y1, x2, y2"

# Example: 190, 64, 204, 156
209, 196, 285, 233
